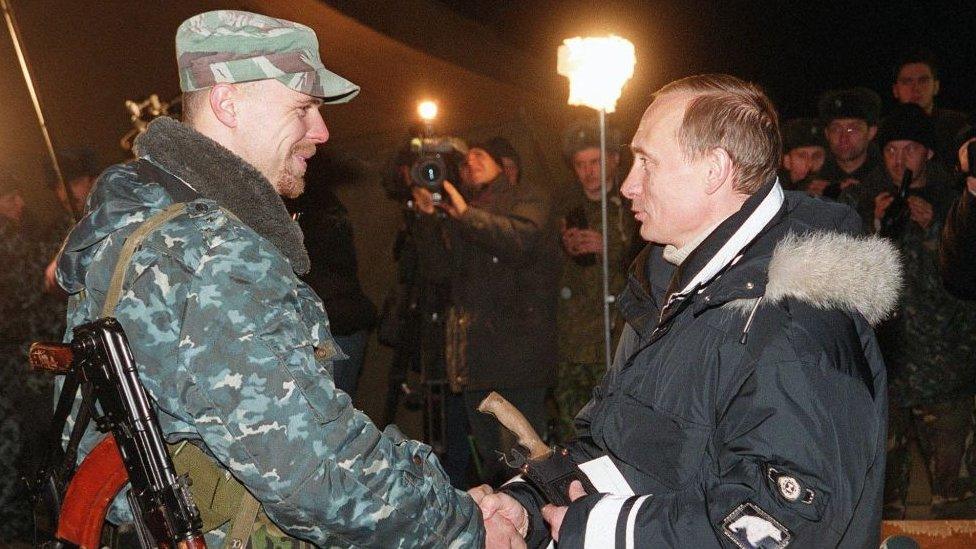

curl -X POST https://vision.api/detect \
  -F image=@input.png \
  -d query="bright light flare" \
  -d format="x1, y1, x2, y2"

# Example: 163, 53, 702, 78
418, 100, 438, 121
557, 35, 635, 112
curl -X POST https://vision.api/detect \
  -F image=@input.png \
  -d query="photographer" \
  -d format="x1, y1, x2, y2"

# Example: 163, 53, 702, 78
411, 142, 558, 486
841, 103, 976, 519
940, 123, 976, 300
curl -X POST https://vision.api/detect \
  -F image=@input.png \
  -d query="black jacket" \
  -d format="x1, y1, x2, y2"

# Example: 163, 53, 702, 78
941, 186, 976, 300
417, 174, 559, 390
291, 186, 377, 335
505, 183, 900, 548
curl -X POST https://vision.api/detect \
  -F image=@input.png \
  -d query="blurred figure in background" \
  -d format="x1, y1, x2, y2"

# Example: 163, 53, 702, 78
818, 87, 883, 198
0, 169, 58, 544
842, 104, 976, 519
778, 117, 828, 195
552, 122, 635, 442
891, 50, 968, 170
411, 141, 558, 485
940, 119, 976, 300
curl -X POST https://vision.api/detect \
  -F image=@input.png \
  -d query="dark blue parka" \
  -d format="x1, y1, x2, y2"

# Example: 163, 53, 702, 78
505, 184, 900, 548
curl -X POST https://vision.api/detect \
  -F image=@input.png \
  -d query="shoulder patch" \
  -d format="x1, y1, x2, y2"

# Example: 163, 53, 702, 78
722, 502, 791, 549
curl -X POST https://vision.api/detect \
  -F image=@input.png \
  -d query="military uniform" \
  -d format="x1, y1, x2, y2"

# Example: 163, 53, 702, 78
839, 128, 976, 517
0, 210, 64, 543
817, 87, 883, 199
51, 11, 483, 547
553, 181, 634, 442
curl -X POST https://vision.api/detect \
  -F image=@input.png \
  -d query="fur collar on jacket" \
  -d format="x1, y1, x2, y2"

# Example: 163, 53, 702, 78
763, 231, 902, 326
134, 117, 310, 274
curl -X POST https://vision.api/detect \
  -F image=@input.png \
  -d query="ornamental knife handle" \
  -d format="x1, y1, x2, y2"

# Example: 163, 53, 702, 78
477, 391, 551, 460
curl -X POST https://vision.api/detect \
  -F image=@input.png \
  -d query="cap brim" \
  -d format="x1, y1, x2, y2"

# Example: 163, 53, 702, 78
314, 68, 360, 103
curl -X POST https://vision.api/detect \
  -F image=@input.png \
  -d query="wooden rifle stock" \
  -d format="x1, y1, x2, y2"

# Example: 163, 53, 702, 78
57, 435, 128, 548
29, 342, 74, 375
54, 434, 206, 549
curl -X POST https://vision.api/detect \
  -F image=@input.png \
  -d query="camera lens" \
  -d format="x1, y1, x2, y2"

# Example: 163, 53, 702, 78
411, 154, 447, 192
422, 162, 441, 183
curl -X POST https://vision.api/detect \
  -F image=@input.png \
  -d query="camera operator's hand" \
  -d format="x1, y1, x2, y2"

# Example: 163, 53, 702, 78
411, 186, 437, 215
439, 181, 469, 219
907, 195, 934, 230
874, 191, 895, 223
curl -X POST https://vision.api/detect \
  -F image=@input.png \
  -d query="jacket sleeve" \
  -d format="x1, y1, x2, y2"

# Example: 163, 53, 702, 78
554, 352, 881, 548
940, 188, 976, 300
451, 185, 549, 264
179, 234, 483, 547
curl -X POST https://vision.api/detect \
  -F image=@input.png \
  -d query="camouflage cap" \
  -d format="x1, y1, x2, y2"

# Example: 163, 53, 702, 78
176, 10, 359, 103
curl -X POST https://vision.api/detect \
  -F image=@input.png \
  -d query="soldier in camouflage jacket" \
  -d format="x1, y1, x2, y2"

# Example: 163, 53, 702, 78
51, 10, 500, 548
839, 104, 976, 518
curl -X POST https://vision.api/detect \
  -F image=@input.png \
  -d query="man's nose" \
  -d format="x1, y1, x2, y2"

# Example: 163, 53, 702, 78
306, 109, 329, 144
620, 166, 640, 200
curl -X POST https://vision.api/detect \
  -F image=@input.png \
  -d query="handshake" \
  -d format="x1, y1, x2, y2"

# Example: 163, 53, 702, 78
468, 392, 594, 547
467, 481, 587, 548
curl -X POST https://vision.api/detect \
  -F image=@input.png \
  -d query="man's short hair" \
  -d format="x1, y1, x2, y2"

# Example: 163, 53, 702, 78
181, 89, 209, 124
894, 48, 940, 81
181, 82, 258, 123
654, 74, 781, 195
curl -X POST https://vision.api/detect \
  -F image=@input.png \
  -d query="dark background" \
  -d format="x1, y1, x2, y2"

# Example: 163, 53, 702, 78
3, 0, 974, 427
439, 0, 976, 121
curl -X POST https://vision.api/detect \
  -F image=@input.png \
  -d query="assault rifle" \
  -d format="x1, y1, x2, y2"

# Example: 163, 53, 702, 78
27, 318, 205, 548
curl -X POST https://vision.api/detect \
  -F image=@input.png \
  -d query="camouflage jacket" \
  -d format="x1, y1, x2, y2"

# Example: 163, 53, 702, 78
0, 213, 66, 347
840, 167, 976, 405
554, 182, 635, 364
55, 118, 482, 547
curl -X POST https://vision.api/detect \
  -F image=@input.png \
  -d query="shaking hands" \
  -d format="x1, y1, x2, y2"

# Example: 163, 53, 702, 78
468, 481, 587, 548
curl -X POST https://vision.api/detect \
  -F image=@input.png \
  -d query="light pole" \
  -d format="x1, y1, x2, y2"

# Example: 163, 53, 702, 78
557, 35, 635, 369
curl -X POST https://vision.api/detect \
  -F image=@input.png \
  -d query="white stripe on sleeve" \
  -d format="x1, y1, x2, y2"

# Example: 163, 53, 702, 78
584, 494, 631, 548
625, 495, 652, 549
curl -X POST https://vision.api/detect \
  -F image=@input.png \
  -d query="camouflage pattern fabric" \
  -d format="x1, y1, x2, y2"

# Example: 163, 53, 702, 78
55, 151, 482, 546
839, 170, 976, 405
553, 361, 605, 443
176, 10, 359, 102
0, 213, 67, 544
884, 398, 976, 519
553, 182, 634, 441
840, 169, 976, 520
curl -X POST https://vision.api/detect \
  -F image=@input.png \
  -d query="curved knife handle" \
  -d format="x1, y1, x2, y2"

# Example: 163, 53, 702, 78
477, 391, 550, 460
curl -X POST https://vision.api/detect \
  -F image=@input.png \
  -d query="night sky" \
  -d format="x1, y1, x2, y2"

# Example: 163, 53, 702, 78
439, 0, 976, 124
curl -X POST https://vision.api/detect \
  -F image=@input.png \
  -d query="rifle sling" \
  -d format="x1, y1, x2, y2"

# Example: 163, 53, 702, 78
98, 178, 267, 546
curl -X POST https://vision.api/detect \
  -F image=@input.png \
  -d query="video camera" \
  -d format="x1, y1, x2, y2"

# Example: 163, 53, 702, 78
409, 136, 468, 204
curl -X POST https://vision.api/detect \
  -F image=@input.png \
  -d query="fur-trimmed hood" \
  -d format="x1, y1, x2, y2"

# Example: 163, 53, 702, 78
133, 117, 309, 274
763, 231, 902, 326
620, 189, 903, 332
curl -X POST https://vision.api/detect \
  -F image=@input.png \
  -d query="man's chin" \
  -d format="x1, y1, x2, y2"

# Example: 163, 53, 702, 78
274, 174, 306, 198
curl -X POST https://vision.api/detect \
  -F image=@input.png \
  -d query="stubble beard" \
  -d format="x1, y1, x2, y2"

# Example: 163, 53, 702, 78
275, 141, 316, 198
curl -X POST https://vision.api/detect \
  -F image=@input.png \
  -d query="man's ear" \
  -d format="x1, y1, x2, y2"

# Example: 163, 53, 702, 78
867, 126, 878, 141
704, 147, 734, 195
209, 84, 239, 128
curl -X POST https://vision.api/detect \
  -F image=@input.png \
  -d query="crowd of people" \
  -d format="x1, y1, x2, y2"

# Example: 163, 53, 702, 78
0, 8, 974, 547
